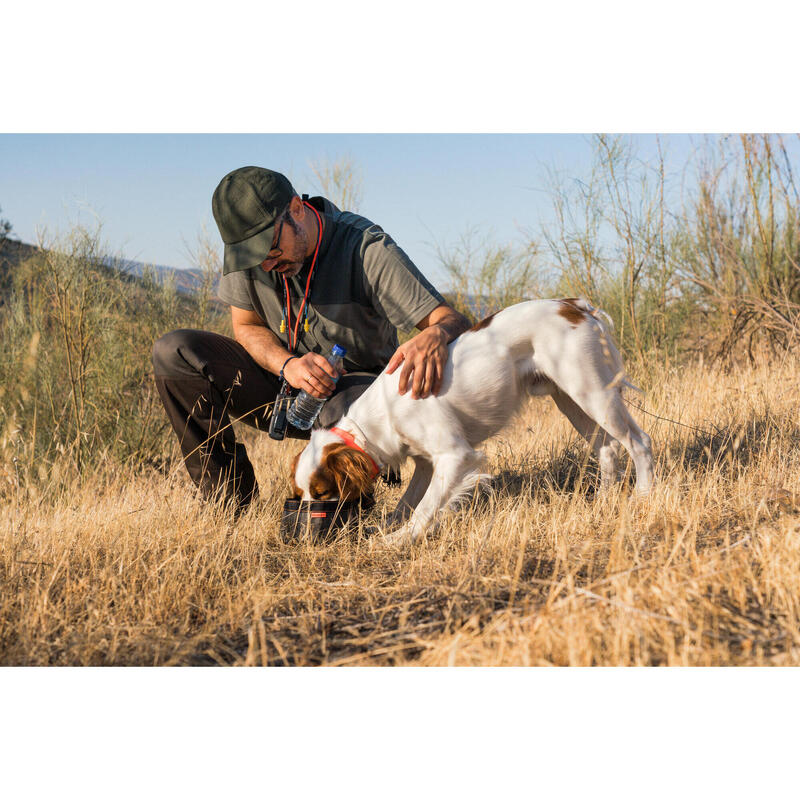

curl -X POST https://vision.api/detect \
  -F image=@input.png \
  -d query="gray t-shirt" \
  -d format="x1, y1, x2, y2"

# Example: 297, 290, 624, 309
216, 196, 445, 374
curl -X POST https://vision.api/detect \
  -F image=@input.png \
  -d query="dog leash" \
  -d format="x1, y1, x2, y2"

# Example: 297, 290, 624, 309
624, 399, 718, 438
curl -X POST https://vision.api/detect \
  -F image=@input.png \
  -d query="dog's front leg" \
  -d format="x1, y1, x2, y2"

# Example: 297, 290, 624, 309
386, 456, 433, 527
383, 450, 475, 545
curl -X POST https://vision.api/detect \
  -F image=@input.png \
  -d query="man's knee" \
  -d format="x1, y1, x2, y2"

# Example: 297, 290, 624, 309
152, 329, 209, 379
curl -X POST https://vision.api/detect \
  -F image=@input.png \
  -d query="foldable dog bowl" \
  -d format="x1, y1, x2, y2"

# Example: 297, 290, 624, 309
279, 495, 375, 543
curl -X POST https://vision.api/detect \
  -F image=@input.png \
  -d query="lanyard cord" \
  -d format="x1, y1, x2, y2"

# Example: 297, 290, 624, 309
281, 201, 323, 353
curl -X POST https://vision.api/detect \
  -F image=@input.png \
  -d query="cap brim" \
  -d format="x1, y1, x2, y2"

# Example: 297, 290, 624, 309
222, 224, 276, 275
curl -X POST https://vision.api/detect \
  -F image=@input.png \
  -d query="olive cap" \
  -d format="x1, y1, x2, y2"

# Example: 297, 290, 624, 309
212, 166, 296, 274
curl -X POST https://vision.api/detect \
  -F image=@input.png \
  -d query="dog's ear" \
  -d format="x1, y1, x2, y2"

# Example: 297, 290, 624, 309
289, 449, 303, 498
321, 442, 376, 501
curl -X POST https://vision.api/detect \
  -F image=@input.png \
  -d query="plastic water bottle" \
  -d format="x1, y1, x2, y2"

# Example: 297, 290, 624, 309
287, 345, 347, 430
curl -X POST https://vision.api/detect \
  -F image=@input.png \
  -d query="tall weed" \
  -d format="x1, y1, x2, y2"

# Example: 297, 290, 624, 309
0, 225, 225, 499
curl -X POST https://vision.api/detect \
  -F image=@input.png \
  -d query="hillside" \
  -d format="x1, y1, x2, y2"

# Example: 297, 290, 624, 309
0, 237, 218, 299
114, 258, 220, 297
0, 238, 39, 297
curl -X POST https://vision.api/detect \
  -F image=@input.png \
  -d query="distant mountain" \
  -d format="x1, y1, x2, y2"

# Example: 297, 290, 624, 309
0, 238, 219, 299
1, 238, 487, 322
114, 258, 221, 297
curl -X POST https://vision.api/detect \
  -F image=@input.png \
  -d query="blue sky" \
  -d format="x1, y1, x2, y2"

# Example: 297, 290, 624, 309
0, 134, 702, 288
2, 2, 797, 292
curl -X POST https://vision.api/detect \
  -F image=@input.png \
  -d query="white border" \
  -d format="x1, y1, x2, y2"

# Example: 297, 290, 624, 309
3, 668, 797, 797
3, 1, 799, 131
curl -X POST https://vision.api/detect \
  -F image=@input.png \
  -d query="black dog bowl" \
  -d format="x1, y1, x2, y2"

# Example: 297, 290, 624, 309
279, 495, 375, 543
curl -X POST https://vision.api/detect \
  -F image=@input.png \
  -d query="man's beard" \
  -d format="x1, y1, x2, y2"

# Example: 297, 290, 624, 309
274, 214, 308, 275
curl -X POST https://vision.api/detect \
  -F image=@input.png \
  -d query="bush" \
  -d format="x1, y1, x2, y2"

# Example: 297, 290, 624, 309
504, 134, 800, 363
0, 225, 226, 498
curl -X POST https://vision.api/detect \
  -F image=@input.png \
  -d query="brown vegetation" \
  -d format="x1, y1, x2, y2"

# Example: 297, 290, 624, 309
2, 356, 798, 666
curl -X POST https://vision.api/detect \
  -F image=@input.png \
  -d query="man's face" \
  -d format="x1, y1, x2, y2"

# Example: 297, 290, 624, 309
260, 210, 308, 277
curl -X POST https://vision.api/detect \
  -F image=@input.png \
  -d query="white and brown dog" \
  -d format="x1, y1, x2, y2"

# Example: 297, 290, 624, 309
290, 299, 654, 544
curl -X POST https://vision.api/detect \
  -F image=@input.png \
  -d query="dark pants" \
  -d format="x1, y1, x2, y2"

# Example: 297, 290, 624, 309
152, 329, 378, 511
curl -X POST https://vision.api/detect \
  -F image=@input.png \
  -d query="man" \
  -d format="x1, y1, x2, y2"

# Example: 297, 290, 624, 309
152, 166, 470, 514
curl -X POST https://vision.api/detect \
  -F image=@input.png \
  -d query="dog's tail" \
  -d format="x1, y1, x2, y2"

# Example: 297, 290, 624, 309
609, 373, 645, 393
571, 298, 615, 331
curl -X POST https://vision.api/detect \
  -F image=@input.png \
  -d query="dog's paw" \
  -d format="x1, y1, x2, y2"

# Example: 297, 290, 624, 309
380, 523, 416, 547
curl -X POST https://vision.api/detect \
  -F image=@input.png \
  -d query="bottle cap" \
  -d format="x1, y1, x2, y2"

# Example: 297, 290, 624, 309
332, 344, 346, 357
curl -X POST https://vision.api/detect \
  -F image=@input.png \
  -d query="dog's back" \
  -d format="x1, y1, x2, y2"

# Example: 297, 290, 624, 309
375, 299, 627, 448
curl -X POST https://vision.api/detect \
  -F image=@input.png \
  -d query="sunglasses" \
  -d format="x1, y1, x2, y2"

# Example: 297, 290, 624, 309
265, 213, 286, 260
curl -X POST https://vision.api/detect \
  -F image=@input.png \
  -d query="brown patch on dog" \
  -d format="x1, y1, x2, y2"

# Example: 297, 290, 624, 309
470, 312, 497, 332
309, 442, 376, 501
558, 298, 586, 327
289, 450, 303, 498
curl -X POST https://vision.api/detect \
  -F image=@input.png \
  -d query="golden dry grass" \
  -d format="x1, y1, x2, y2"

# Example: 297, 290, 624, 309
2, 355, 800, 666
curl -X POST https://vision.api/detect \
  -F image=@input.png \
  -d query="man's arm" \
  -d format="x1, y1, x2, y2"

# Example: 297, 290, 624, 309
231, 307, 341, 399
416, 303, 472, 341
385, 303, 471, 399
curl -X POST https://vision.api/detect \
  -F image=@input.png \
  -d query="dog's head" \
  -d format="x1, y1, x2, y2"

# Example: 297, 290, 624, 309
291, 430, 377, 502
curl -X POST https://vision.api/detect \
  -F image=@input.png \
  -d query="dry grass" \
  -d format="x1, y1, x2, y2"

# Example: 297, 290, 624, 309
2, 355, 800, 666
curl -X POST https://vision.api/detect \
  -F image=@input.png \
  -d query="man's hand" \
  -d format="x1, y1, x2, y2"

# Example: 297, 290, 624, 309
284, 352, 344, 399
386, 304, 471, 399
386, 326, 449, 399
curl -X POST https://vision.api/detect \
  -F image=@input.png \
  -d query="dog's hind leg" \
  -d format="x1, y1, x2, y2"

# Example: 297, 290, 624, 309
387, 456, 433, 526
539, 311, 654, 494
578, 389, 654, 494
550, 388, 622, 490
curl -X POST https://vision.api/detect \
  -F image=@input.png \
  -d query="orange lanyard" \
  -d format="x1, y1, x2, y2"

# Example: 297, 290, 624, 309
281, 201, 323, 353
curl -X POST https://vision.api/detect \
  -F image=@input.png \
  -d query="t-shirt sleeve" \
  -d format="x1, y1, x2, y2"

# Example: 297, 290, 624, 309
360, 230, 446, 334
216, 269, 255, 311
